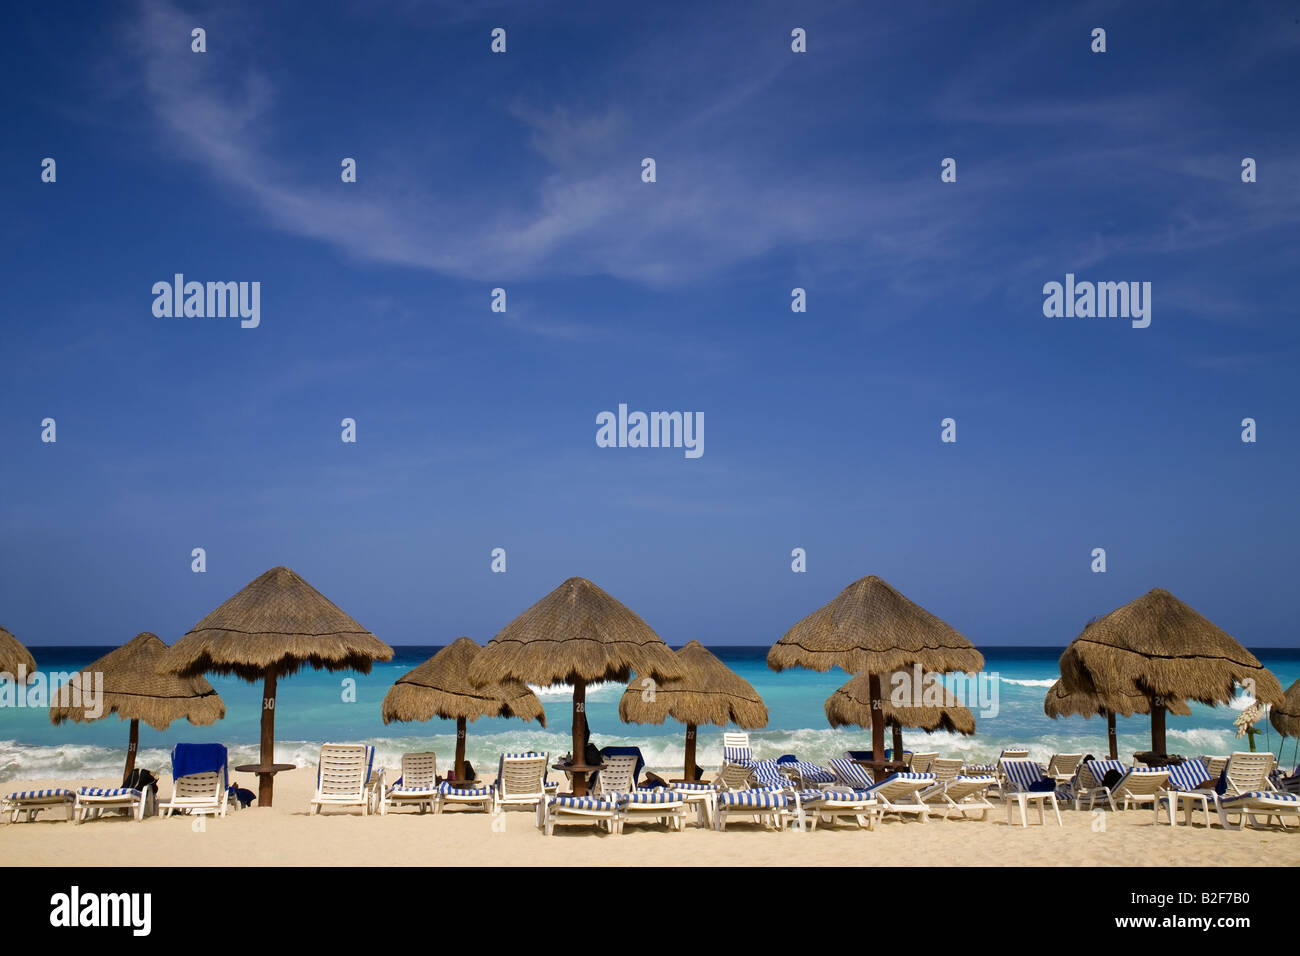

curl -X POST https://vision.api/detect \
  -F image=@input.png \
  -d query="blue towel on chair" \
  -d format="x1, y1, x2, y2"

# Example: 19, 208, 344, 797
172, 743, 229, 785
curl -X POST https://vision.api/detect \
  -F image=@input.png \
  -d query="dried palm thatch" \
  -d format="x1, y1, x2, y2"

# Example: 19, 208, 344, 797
1043, 677, 1190, 720
163, 566, 393, 681
382, 637, 546, 727
1058, 589, 1282, 709
825, 671, 977, 735
1271, 679, 1300, 739
469, 577, 681, 687
470, 577, 679, 795
767, 576, 984, 676
51, 632, 224, 730
0, 626, 37, 682
617, 641, 767, 729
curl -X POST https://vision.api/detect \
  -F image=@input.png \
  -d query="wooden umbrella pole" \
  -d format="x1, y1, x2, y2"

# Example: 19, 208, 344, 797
122, 718, 139, 786
1150, 699, 1167, 760
455, 716, 467, 780
684, 724, 697, 781
1107, 711, 1118, 760
892, 723, 905, 762
259, 671, 277, 807
572, 679, 588, 796
869, 673, 885, 768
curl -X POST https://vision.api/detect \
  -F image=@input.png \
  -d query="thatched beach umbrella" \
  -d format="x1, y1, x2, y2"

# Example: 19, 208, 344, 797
1044, 677, 1189, 759
1269, 679, 1300, 740
0, 626, 37, 682
162, 566, 393, 807
469, 577, 680, 796
1059, 588, 1283, 761
50, 632, 224, 784
769, 576, 983, 775
618, 640, 768, 781
827, 670, 976, 758
382, 636, 546, 781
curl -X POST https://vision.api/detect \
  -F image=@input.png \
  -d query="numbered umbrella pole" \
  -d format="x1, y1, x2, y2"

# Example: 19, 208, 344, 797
259, 671, 277, 807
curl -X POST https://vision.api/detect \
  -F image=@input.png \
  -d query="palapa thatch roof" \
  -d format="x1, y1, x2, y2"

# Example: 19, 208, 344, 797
468, 577, 681, 686
825, 671, 977, 735
1270, 679, 1300, 738
382, 637, 546, 726
163, 566, 393, 681
618, 640, 768, 729
1058, 589, 1282, 709
0, 626, 37, 682
768, 576, 983, 676
50, 632, 225, 730
1043, 677, 1190, 719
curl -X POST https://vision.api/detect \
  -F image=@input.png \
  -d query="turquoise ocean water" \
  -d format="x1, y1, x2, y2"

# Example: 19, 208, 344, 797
3, 646, 1298, 784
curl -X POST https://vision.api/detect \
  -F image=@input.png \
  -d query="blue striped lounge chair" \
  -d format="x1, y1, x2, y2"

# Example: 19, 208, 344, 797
999, 758, 1063, 827
75, 784, 152, 824
4, 787, 76, 823
1211, 752, 1300, 830
774, 754, 835, 787
310, 743, 385, 815
1154, 757, 1214, 827
381, 752, 439, 815
920, 757, 995, 820
828, 758, 935, 822
492, 752, 555, 826
597, 754, 687, 832
161, 743, 236, 818
1071, 759, 1128, 810
668, 780, 719, 829
714, 759, 794, 832
722, 732, 756, 769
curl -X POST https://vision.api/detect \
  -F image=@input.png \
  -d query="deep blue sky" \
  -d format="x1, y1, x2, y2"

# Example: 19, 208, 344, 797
2, 1, 1297, 650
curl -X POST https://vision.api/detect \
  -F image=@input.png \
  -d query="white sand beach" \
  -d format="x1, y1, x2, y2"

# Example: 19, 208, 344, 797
4, 771, 1297, 867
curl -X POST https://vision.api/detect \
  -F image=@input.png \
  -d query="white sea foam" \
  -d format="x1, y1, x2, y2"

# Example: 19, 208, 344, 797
999, 677, 1057, 688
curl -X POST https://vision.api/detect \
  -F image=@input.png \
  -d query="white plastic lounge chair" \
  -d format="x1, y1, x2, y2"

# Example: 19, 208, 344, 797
493, 752, 554, 825
909, 752, 938, 773
999, 758, 1062, 827
713, 759, 794, 832
4, 788, 76, 823
381, 752, 440, 815
1211, 752, 1299, 830
75, 785, 152, 824
541, 767, 623, 836
1045, 753, 1083, 786
1072, 759, 1128, 810
1154, 758, 1215, 827
1199, 755, 1229, 779
596, 753, 687, 832
921, 757, 995, 820
161, 772, 229, 818
828, 758, 934, 822
1086, 768, 1170, 818
310, 743, 384, 815
437, 777, 494, 813
669, 781, 719, 828
722, 732, 756, 768
774, 757, 835, 787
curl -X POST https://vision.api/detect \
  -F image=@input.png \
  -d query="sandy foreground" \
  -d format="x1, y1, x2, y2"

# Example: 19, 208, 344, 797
3, 770, 1298, 867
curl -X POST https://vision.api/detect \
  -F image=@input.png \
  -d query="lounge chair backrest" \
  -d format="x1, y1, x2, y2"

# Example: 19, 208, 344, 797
1115, 769, 1169, 795
931, 758, 963, 785
1160, 758, 1210, 792
1046, 753, 1083, 778
172, 771, 223, 804
751, 759, 789, 790
1223, 751, 1275, 796
1198, 755, 1228, 779
596, 754, 639, 795
722, 738, 755, 766
498, 753, 548, 798
999, 758, 1048, 793
829, 757, 875, 790
1000, 746, 1030, 760
909, 752, 938, 773
400, 752, 438, 790
715, 762, 755, 791
317, 744, 373, 799
1079, 759, 1127, 790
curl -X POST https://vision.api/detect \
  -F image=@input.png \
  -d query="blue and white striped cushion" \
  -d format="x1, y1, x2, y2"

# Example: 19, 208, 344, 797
751, 759, 790, 789
1000, 760, 1048, 791
670, 782, 716, 791
620, 790, 682, 805
782, 760, 835, 784
818, 788, 875, 803
1082, 759, 1126, 784
722, 745, 755, 766
549, 795, 619, 811
1220, 790, 1300, 806
829, 758, 875, 789
7, 788, 74, 800
716, 789, 787, 808
390, 784, 437, 794
438, 782, 492, 797
1154, 760, 1210, 791
956, 775, 997, 784
77, 787, 142, 798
